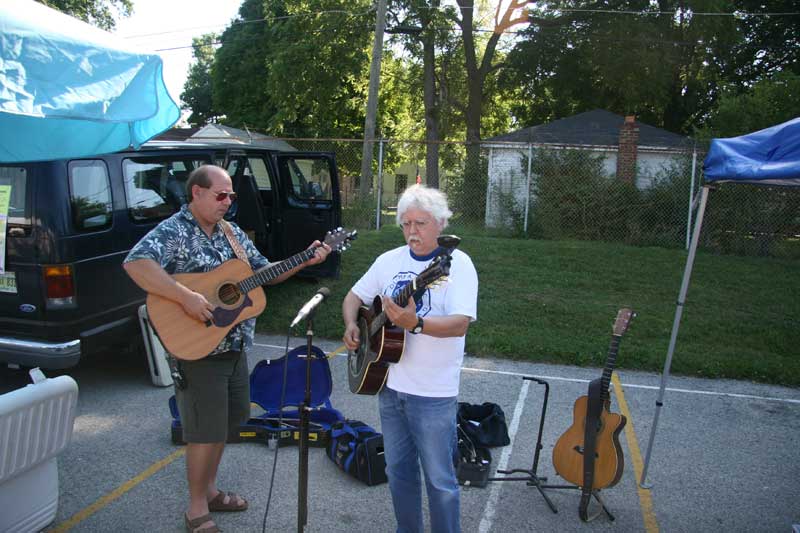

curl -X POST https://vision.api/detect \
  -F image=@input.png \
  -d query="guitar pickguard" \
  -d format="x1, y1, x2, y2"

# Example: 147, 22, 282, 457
209, 293, 253, 327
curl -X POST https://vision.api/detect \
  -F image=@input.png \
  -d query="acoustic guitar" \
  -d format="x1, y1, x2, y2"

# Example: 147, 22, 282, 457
347, 236, 459, 395
552, 308, 634, 507
146, 227, 356, 360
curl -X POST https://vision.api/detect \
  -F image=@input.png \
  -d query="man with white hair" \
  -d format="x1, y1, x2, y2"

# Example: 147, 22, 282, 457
342, 184, 479, 533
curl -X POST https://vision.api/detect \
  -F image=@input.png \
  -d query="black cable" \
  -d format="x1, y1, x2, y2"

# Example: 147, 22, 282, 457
261, 327, 293, 533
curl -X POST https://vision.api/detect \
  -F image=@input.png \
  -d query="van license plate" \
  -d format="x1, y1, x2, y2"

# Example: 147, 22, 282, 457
0, 272, 17, 293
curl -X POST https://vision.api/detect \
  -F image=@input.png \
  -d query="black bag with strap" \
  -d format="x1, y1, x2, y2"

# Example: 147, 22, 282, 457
326, 420, 387, 486
456, 402, 511, 448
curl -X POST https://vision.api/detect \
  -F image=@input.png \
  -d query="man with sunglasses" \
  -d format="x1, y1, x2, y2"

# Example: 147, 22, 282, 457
123, 164, 330, 533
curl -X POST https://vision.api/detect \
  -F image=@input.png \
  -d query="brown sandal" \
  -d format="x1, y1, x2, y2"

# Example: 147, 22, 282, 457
208, 491, 248, 512
185, 512, 220, 533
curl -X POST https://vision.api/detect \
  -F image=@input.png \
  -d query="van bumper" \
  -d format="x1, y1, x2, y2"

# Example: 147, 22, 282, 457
0, 337, 81, 369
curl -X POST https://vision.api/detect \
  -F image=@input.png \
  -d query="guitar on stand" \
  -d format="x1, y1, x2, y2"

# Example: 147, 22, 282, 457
347, 235, 460, 395
552, 308, 634, 521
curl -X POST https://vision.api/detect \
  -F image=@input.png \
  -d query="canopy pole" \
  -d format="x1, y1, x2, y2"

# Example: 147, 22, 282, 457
685, 147, 697, 249
640, 185, 710, 488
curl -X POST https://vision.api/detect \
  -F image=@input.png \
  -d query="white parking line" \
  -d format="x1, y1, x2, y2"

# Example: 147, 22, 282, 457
253, 342, 800, 405
478, 378, 531, 533
461, 366, 800, 405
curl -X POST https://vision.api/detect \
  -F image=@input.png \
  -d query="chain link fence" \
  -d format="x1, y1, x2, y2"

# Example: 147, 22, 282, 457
279, 137, 800, 259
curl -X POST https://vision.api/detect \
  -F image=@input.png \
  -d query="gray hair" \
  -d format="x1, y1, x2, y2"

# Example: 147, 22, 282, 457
396, 184, 453, 228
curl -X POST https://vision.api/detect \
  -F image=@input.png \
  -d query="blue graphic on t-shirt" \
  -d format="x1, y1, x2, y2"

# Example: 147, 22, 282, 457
385, 272, 431, 317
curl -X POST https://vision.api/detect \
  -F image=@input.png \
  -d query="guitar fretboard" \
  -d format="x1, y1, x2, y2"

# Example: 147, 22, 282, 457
368, 279, 418, 337
238, 247, 318, 293
600, 335, 621, 402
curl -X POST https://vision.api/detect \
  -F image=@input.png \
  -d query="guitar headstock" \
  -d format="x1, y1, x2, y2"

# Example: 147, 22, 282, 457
323, 227, 358, 253
612, 308, 635, 337
417, 253, 452, 290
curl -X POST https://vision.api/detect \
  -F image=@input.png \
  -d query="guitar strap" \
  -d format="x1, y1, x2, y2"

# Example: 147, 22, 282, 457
220, 220, 249, 263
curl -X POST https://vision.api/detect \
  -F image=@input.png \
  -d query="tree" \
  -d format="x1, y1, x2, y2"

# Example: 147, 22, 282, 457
36, 0, 132, 30
450, 0, 530, 220
500, 0, 800, 134
212, 0, 275, 131
698, 72, 800, 139
213, 0, 374, 138
181, 34, 219, 126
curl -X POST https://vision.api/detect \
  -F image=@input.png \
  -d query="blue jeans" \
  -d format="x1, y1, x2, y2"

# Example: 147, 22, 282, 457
379, 387, 460, 533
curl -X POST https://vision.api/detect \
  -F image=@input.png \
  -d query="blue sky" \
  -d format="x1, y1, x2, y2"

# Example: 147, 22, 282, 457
114, 0, 243, 106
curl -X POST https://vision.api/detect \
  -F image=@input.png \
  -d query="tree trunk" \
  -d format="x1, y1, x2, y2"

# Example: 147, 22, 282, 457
421, 12, 440, 189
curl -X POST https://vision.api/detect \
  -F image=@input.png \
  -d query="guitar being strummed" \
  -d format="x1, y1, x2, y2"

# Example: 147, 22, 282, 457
123, 164, 353, 533
340, 184, 479, 533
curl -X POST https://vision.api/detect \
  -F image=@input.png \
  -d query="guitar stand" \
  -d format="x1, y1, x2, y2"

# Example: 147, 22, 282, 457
488, 376, 615, 522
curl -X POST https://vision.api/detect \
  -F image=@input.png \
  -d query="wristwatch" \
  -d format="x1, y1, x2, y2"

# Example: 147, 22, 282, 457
410, 316, 424, 335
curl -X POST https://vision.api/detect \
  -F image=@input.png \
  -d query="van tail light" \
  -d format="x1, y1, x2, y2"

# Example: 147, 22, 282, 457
43, 264, 75, 307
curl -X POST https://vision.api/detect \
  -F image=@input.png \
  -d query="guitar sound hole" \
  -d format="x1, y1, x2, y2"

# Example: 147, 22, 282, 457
218, 283, 242, 305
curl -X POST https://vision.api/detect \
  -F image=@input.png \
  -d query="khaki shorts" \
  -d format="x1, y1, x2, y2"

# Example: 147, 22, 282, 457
175, 350, 250, 443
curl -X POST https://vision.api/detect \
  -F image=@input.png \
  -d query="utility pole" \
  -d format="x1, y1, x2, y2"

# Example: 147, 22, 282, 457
359, 0, 387, 197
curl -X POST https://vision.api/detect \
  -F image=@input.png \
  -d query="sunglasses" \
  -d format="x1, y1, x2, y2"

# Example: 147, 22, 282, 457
211, 190, 237, 202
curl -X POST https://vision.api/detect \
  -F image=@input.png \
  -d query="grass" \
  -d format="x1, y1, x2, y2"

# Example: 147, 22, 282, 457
256, 227, 800, 387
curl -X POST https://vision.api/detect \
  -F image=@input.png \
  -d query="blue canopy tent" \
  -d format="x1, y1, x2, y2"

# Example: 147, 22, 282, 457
0, 0, 180, 162
639, 117, 800, 486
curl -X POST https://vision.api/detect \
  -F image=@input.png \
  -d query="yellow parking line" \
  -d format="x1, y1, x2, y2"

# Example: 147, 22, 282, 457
327, 344, 347, 358
612, 372, 659, 533
50, 448, 186, 532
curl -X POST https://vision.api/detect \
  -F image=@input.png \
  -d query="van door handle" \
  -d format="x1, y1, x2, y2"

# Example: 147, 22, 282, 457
312, 215, 325, 223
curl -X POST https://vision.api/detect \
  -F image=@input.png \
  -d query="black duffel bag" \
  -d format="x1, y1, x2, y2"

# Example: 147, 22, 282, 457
456, 402, 510, 448
326, 420, 387, 486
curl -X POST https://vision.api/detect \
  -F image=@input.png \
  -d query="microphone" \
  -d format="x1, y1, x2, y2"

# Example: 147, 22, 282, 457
290, 287, 331, 327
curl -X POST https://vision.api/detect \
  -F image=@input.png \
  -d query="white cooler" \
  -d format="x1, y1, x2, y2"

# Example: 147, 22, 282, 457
0, 370, 79, 533
138, 304, 174, 387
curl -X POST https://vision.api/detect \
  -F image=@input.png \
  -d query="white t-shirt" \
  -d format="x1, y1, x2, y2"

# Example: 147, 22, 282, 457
351, 245, 478, 397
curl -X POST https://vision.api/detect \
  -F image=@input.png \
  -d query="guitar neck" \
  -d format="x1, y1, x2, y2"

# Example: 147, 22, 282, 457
368, 279, 419, 338
600, 335, 622, 402
238, 247, 317, 292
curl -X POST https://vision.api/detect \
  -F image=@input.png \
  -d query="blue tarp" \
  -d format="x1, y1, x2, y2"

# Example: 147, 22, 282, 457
0, 0, 180, 163
703, 117, 800, 186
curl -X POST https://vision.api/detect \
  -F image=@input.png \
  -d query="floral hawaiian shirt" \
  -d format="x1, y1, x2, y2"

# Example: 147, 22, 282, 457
124, 205, 269, 356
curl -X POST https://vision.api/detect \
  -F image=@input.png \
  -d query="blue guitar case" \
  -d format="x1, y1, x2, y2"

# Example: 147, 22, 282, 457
169, 345, 344, 447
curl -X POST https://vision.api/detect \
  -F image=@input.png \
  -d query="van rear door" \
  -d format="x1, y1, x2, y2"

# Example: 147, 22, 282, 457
272, 152, 342, 277
0, 164, 40, 319
273, 153, 342, 278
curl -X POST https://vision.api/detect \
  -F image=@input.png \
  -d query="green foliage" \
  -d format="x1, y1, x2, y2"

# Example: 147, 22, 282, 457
531, 149, 639, 242
181, 34, 219, 126
697, 72, 800, 139
212, 0, 275, 130
212, 0, 374, 138
501, 0, 800, 135
37, 0, 132, 30
704, 184, 800, 258
257, 228, 800, 386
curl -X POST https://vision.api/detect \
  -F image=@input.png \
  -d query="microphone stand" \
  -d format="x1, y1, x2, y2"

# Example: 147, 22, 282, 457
297, 313, 315, 532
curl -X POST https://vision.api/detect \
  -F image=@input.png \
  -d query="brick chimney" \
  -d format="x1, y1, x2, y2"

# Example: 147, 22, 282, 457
616, 115, 639, 183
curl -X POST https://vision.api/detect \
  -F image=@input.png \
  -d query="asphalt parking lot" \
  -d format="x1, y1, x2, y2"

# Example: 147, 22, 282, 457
2, 333, 799, 532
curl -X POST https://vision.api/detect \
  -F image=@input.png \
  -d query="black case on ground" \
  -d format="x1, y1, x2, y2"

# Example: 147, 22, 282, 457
169, 345, 344, 447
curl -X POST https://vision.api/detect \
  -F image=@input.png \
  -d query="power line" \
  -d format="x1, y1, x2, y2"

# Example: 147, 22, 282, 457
123, 5, 797, 54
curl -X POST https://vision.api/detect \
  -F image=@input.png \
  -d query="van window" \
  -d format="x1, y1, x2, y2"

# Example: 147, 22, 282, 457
68, 160, 113, 231
282, 157, 332, 201
248, 157, 272, 190
123, 157, 209, 222
226, 157, 273, 190
0, 166, 28, 224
